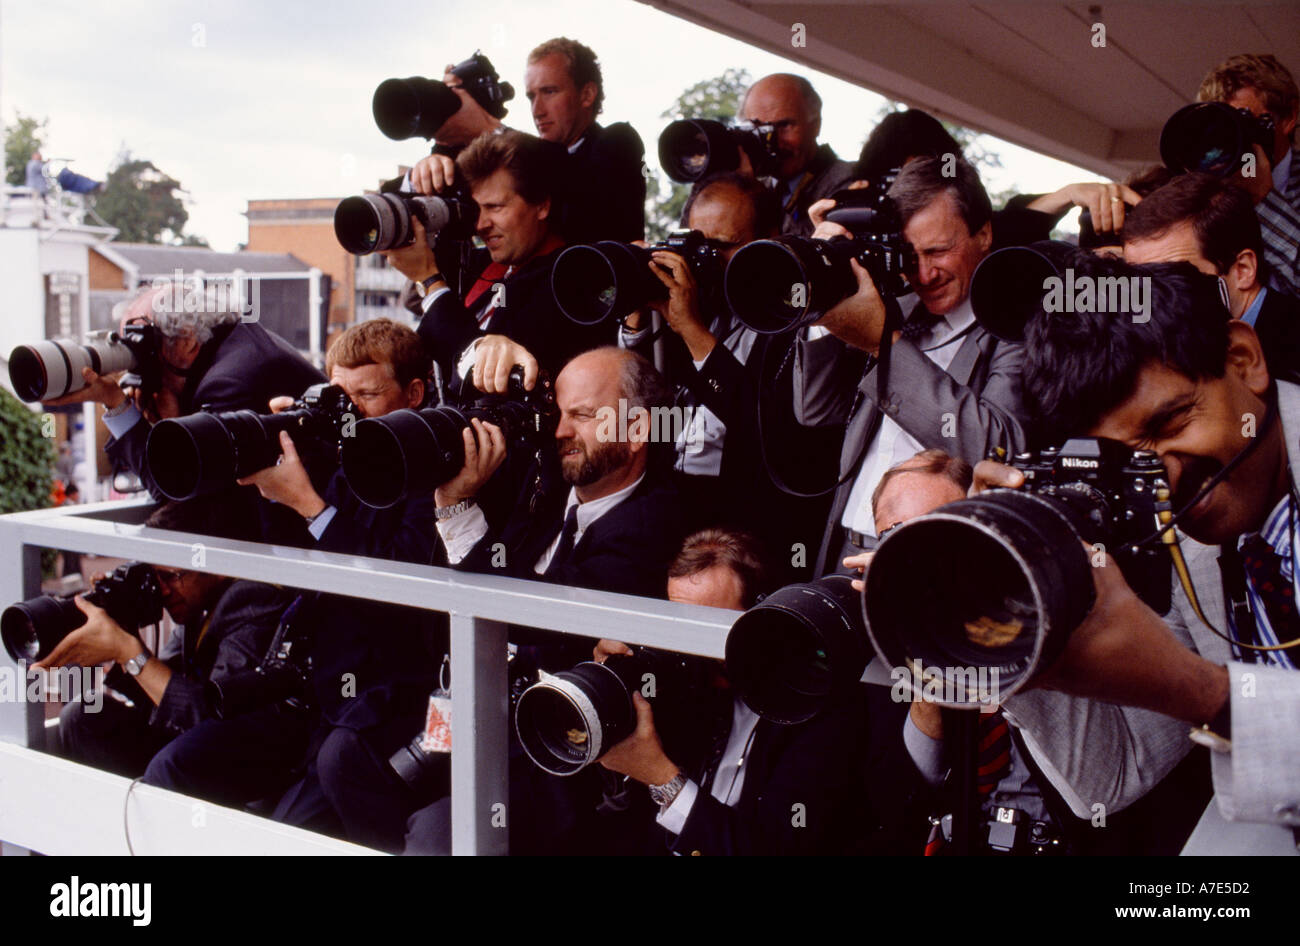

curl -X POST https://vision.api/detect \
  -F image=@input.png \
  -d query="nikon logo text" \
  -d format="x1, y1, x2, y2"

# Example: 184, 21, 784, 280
1060, 458, 1099, 469
50, 877, 151, 926
1041, 268, 1151, 323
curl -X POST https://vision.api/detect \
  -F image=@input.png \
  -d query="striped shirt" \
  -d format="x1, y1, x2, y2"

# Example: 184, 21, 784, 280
1256, 143, 1300, 300
1232, 491, 1299, 670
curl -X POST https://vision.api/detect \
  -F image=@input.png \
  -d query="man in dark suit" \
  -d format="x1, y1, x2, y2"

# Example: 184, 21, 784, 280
524, 37, 645, 243
382, 129, 611, 393
619, 171, 840, 582
433, 346, 682, 603
595, 528, 908, 855
794, 155, 1030, 576
45, 283, 325, 501
142, 320, 442, 852
47, 496, 297, 780
1124, 171, 1300, 383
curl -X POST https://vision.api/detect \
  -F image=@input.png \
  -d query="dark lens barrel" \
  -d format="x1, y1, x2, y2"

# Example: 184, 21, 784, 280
725, 238, 854, 335
1160, 102, 1250, 177
2, 595, 85, 663
658, 119, 739, 183
968, 244, 1068, 343
146, 411, 299, 501
8, 345, 55, 401
334, 194, 411, 255
863, 490, 1097, 703
725, 575, 869, 725
551, 242, 656, 324
341, 407, 468, 509
372, 76, 463, 141
515, 661, 638, 776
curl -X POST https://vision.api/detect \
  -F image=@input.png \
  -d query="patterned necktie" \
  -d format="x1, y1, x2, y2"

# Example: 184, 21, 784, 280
977, 710, 1012, 796
1239, 532, 1300, 653
899, 307, 944, 342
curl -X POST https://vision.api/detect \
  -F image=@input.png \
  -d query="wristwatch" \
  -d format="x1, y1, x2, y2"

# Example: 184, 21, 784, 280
434, 498, 476, 520
414, 272, 447, 298
648, 772, 687, 811
123, 650, 150, 676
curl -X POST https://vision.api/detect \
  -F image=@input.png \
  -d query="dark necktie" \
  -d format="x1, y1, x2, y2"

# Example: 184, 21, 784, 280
899, 307, 944, 342
1239, 532, 1300, 652
543, 505, 580, 577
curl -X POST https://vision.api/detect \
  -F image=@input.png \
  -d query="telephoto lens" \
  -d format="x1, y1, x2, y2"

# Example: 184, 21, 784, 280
146, 383, 355, 501
514, 654, 647, 776
658, 119, 744, 183
1160, 102, 1275, 177
724, 575, 871, 725
334, 193, 478, 255
8, 335, 138, 402
372, 76, 464, 141
2, 562, 162, 664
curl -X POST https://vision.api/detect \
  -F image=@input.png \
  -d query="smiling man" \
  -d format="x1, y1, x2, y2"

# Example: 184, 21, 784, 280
978, 254, 1300, 839
524, 37, 645, 242
793, 155, 1029, 575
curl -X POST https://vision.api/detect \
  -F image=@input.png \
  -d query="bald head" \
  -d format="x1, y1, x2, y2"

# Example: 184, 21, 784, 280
741, 74, 823, 181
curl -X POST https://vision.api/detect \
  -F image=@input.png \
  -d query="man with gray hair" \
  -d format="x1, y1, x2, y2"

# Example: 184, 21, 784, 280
46, 281, 324, 500
740, 73, 856, 235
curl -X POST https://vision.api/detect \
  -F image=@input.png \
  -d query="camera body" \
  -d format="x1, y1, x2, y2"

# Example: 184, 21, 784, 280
658, 118, 781, 184
206, 596, 314, 719
449, 51, 514, 119
371, 51, 513, 142
334, 188, 479, 256
342, 365, 557, 509
1012, 437, 1171, 614
551, 229, 727, 325
724, 181, 916, 334
2, 562, 162, 663
145, 383, 357, 501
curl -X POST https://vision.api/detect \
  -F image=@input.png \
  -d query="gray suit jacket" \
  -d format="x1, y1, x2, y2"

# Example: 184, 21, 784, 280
795, 321, 1029, 574
1005, 379, 1300, 831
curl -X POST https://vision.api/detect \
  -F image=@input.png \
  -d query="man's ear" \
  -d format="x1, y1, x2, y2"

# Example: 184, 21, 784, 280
1225, 318, 1271, 396
579, 82, 598, 114
536, 196, 551, 223
406, 377, 426, 408
973, 220, 993, 256
625, 404, 649, 454
1226, 248, 1258, 294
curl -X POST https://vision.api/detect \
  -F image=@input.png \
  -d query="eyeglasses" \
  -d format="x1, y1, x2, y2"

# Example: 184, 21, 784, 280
154, 567, 187, 586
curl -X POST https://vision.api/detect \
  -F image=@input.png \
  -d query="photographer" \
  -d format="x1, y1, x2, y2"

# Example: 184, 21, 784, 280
47, 496, 296, 779
594, 528, 887, 855
144, 319, 444, 852
383, 129, 611, 393
618, 171, 839, 579
434, 346, 683, 601
45, 282, 325, 501
1124, 171, 1300, 381
525, 37, 645, 242
739, 73, 856, 236
976, 254, 1299, 837
794, 155, 1029, 576
1197, 53, 1300, 298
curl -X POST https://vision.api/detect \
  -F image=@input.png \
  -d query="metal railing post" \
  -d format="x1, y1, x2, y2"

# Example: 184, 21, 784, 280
450, 615, 509, 855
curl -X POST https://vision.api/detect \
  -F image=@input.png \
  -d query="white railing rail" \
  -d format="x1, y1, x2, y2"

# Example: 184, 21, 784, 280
0, 499, 733, 855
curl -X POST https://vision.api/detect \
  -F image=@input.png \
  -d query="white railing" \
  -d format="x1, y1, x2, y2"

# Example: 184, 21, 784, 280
0, 499, 732, 855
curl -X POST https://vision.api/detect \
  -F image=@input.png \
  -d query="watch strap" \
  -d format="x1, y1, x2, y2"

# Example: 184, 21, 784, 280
434, 498, 476, 520
124, 650, 150, 676
648, 772, 687, 810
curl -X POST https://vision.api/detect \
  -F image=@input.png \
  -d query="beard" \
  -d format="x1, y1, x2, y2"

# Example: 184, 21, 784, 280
560, 436, 630, 487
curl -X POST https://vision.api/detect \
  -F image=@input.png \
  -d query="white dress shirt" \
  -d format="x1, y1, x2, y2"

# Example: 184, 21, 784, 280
841, 297, 977, 536
656, 697, 761, 835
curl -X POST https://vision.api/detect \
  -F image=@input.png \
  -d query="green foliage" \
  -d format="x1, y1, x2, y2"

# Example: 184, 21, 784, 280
0, 387, 55, 516
5, 111, 48, 187
647, 69, 752, 241
94, 150, 191, 244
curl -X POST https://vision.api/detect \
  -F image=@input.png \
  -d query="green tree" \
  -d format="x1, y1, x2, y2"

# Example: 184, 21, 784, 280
646, 68, 752, 241
5, 111, 48, 187
94, 150, 191, 244
0, 388, 54, 516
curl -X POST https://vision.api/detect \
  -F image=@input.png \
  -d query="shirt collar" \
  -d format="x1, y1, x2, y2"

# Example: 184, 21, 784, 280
564, 472, 645, 534
1241, 286, 1267, 328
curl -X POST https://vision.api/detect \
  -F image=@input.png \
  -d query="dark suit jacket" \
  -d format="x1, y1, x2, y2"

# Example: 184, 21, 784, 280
151, 580, 297, 735
1254, 286, 1300, 384
795, 321, 1029, 575
562, 121, 646, 243
666, 684, 918, 855
416, 245, 613, 387
309, 469, 442, 730
457, 463, 685, 602
782, 144, 858, 237
106, 322, 325, 500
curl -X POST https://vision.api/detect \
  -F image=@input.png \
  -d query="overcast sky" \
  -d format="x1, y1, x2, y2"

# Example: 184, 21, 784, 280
2, 0, 1103, 251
